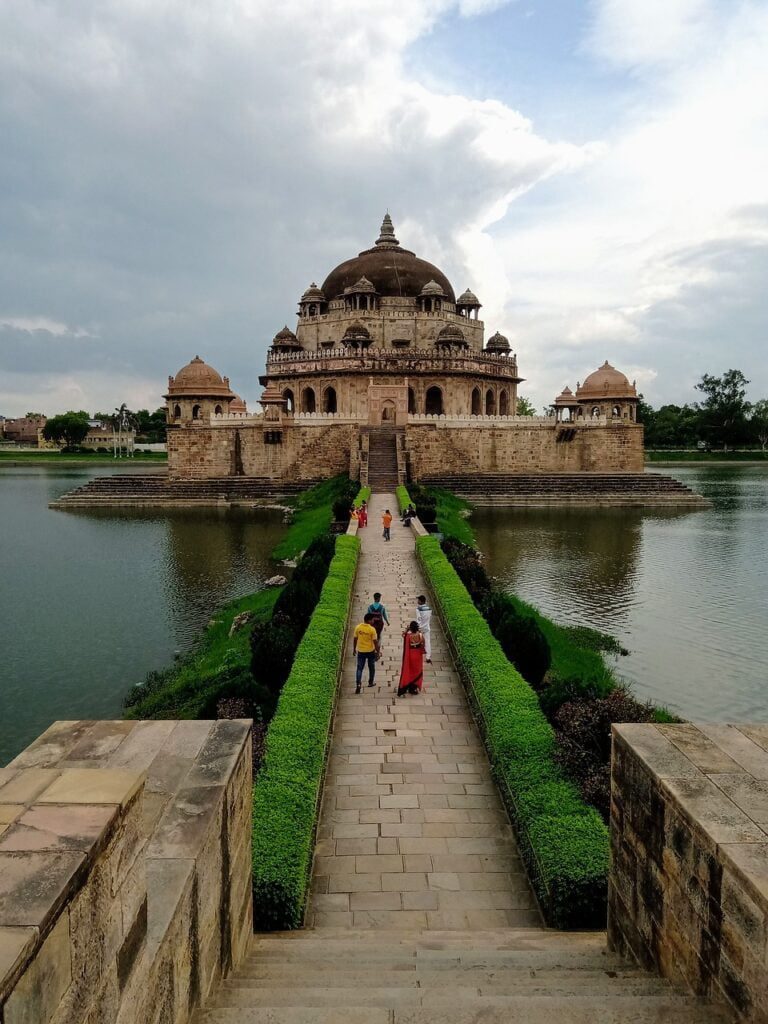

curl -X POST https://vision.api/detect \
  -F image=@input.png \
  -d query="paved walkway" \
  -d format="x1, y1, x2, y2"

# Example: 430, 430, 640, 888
309, 492, 541, 930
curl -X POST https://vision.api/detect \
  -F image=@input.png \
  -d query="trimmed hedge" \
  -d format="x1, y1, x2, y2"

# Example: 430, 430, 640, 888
396, 484, 412, 513
251, 534, 360, 930
416, 534, 609, 929
353, 484, 371, 507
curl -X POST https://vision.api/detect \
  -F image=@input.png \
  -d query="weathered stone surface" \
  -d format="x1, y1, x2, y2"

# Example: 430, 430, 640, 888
0, 926, 37, 1002
0, 804, 118, 853
37, 768, 144, 808
0, 851, 85, 929
62, 720, 136, 764
0, 770, 62, 805
3, 912, 71, 1024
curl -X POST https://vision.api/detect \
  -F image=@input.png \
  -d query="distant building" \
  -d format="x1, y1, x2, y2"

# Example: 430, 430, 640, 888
81, 421, 136, 452
2, 415, 47, 447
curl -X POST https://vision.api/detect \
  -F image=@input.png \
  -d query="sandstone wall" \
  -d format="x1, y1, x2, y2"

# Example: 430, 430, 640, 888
610, 722, 768, 1023
405, 421, 644, 476
0, 719, 252, 1024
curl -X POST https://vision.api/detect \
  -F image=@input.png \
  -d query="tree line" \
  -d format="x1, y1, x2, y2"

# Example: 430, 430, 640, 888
42, 407, 167, 450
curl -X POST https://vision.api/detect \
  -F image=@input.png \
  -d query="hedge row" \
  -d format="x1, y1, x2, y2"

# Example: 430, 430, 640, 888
416, 534, 609, 929
251, 534, 360, 929
353, 484, 371, 506
396, 484, 411, 513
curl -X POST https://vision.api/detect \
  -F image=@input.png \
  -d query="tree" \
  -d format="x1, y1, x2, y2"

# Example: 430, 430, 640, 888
42, 411, 90, 450
694, 369, 752, 451
516, 396, 536, 416
25, 412, 45, 419
135, 407, 168, 442
751, 399, 768, 452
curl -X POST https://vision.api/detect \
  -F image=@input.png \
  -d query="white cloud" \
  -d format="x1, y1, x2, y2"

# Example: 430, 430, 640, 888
0, 316, 94, 338
586, 0, 716, 68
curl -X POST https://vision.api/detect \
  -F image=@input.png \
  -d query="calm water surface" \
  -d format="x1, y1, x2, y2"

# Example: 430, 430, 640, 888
0, 466, 285, 764
472, 466, 768, 722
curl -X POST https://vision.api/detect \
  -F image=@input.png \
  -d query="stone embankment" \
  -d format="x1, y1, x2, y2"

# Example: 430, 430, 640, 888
422, 472, 709, 507
49, 474, 314, 508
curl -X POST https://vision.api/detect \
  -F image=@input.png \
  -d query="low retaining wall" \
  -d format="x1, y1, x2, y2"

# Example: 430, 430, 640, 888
0, 718, 252, 1024
609, 722, 768, 1022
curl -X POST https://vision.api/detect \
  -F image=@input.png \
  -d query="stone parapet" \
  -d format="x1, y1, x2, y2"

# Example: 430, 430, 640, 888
609, 722, 768, 1022
264, 346, 520, 380
0, 719, 252, 1024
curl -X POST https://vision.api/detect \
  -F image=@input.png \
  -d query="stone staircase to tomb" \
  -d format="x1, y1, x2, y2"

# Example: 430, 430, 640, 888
367, 428, 400, 490
193, 927, 732, 1023
49, 474, 316, 508
421, 472, 709, 507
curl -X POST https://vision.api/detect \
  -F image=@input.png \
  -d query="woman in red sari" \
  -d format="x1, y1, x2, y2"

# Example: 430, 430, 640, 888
397, 621, 425, 697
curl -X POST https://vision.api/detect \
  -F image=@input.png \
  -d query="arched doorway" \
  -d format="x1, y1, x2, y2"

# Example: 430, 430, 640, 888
192, 404, 201, 420
302, 387, 316, 414
408, 387, 417, 414
381, 400, 396, 423
485, 389, 496, 416
283, 389, 294, 413
323, 386, 337, 414
591, 406, 601, 419
499, 390, 509, 416
425, 386, 443, 416
173, 404, 181, 420
214, 404, 223, 416
471, 387, 481, 416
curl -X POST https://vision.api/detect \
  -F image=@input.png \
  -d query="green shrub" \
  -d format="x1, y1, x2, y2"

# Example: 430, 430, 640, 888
353, 484, 371, 506
494, 607, 551, 689
252, 534, 360, 930
416, 535, 609, 929
396, 485, 412, 513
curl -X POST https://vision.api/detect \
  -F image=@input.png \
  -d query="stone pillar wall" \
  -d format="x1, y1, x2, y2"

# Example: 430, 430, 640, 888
0, 719, 252, 1024
610, 722, 768, 1023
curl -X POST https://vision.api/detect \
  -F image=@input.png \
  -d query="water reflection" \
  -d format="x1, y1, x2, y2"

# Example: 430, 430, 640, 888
473, 467, 768, 722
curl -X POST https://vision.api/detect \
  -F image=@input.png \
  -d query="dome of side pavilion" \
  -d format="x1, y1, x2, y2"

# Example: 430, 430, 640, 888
321, 214, 456, 303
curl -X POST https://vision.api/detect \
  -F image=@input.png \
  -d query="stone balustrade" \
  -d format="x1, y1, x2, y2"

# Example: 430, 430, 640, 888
0, 719, 252, 1024
609, 722, 768, 1023
265, 346, 520, 378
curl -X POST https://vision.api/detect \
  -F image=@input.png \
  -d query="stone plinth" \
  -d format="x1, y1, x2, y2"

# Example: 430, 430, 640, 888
609, 722, 768, 1022
0, 719, 252, 1024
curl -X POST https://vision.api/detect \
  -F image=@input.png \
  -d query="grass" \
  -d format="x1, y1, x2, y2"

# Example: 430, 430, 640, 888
252, 534, 360, 929
124, 586, 282, 720
0, 450, 167, 462
353, 485, 371, 506
646, 450, 767, 462
272, 475, 351, 561
429, 487, 475, 545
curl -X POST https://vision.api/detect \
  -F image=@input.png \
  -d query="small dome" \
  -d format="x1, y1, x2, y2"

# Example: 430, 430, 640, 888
300, 282, 325, 302
271, 325, 301, 349
486, 331, 510, 352
343, 321, 372, 342
577, 361, 637, 399
420, 279, 445, 297
166, 356, 234, 397
344, 276, 377, 294
457, 288, 480, 306
435, 324, 466, 347
230, 394, 247, 413
554, 386, 575, 406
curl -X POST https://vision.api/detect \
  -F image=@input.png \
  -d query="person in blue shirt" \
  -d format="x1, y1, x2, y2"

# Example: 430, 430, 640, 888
367, 592, 390, 639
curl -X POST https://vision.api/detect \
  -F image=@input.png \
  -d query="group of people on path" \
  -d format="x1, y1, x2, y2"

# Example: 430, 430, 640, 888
350, 501, 398, 541
352, 591, 433, 697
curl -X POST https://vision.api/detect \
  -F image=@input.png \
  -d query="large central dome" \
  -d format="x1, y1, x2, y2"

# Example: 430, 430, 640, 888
321, 214, 455, 303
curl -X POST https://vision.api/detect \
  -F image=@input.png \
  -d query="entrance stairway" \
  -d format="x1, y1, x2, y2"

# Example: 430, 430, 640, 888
50, 474, 314, 508
422, 472, 708, 507
194, 928, 731, 1023
367, 429, 399, 490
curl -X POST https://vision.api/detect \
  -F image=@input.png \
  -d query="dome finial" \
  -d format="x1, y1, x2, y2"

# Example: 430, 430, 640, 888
376, 212, 399, 247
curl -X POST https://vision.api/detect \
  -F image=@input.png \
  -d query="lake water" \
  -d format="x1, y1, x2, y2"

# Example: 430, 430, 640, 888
0, 465, 285, 764
472, 466, 768, 722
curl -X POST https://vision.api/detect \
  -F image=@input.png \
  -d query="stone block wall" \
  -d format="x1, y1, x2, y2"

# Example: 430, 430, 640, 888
406, 420, 644, 476
0, 719, 252, 1024
609, 722, 768, 1022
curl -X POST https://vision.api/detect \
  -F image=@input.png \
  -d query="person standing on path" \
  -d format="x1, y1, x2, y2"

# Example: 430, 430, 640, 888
352, 612, 380, 693
358, 501, 368, 528
367, 592, 390, 640
397, 621, 425, 697
382, 508, 393, 540
416, 594, 432, 663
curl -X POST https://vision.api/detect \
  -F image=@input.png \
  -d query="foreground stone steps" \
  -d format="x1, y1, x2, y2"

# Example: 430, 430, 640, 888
193, 930, 732, 1023
50, 475, 316, 507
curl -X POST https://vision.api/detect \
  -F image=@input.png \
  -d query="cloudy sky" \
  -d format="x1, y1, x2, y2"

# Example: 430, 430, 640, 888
1, 0, 767, 416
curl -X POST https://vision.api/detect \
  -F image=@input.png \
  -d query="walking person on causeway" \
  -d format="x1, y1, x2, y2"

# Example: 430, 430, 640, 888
397, 621, 425, 697
352, 612, 380, 694
367, 592, 390, 640
382, 508, 393, 541
416, 594, 432, 663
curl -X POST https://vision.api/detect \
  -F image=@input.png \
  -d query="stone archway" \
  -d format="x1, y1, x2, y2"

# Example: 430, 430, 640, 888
425, 386, 443, 416
381, 400, 397, 423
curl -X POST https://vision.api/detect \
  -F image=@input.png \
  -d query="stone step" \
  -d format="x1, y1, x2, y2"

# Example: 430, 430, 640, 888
252, 928, 605, 948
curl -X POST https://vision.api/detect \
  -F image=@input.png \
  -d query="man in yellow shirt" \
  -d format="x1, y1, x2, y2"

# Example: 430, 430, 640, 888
352, 612, 380, 693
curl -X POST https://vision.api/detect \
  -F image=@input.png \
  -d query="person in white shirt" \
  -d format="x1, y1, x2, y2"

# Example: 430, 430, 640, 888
416, 595, 432, 663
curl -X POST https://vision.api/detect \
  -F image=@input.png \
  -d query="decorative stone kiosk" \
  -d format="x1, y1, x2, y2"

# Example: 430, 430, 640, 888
0, 719, 252, 1024
610, 722, 768, 1022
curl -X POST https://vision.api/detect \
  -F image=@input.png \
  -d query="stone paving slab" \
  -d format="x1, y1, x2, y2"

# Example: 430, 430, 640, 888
309, 494, 540, 929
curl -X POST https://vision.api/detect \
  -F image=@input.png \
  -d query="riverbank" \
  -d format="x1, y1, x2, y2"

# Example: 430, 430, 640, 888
646, 450, 767, 463
0, 451, 167, 465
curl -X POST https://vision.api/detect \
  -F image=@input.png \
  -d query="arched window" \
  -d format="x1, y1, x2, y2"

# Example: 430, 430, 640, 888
173, 404, 181, 420
591, 406, 601, 419
283, 389, 294, 413
471, 387, 481, 416
425, 386, 443, 416
612, 405, 621, 418
561, 408, 571, 422
301, 387, 316, 414
499, 390, 509, 416
192, 404, 201, 420
408, 387, 417, 414
214, 404, 223, 416
323, 386, 337, 414
485, 389, 496, 416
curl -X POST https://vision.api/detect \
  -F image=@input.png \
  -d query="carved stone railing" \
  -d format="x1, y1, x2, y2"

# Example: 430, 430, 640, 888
265, 347, 520, 379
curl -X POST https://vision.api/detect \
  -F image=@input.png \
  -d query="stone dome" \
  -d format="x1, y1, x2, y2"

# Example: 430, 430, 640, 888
576, 361, 637, 399
420, 279, 445, 297
486, 331, 510, 352
457, 288, 480, 306
166, 356, 234, 397
271, 326, 301, 349
300, 282, 325, 302
230, 394, 247, 413
435, 324, 467, 349
554, 386, 575, 406
343, 321, 372, 343
321, 214, 456, 303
